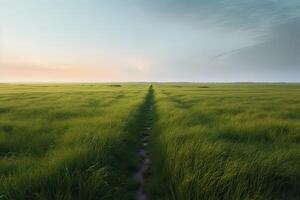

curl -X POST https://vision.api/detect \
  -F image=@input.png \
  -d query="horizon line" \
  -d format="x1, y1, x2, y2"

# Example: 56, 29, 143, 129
1, 81, 300, 84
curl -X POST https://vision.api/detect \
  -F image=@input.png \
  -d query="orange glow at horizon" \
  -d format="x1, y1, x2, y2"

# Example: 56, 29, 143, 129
0, 62, 149, 83
0, 51, 154, 82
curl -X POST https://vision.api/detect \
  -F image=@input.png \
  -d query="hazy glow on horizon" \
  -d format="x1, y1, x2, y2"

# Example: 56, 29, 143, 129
1, 0, 300, 82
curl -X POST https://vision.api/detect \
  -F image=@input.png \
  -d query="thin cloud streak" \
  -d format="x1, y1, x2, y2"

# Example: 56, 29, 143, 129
0, 0, 299, 82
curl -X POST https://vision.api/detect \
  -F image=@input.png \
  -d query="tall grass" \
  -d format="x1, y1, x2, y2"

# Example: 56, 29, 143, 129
149, 84, 300, 200
0, 84, 149, 200
1, 83, 299, 199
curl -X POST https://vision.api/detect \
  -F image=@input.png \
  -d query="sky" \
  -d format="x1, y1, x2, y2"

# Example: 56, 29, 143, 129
0, 0, 299, 82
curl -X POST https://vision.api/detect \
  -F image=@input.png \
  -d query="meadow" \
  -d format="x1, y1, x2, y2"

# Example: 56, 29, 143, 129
0, 83, 300, 200
0, 84, 149, 200
149, 84, 300, 200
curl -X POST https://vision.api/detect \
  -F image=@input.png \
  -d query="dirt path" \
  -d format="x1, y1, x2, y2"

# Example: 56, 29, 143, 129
133, 87, 154, 200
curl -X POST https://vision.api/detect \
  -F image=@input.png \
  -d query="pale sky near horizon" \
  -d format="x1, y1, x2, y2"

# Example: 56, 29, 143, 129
0, 0, 300, 82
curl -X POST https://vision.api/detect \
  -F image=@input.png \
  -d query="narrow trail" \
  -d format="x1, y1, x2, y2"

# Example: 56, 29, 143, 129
133, 86, 154, 200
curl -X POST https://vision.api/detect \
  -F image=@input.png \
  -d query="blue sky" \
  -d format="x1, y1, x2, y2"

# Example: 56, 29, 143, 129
0, 0, 299, 82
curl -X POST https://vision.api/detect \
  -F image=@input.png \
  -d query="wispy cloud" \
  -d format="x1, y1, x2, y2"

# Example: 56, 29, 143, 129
140, 0, 300, 31
224, 19, 300, 69
136, 0, 300, 81
1, 0, 299, 82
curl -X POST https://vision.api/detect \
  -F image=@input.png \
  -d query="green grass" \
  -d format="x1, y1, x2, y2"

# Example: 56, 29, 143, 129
0, 84, 150, 200
149, 84, 300, 200
1, 83, 300, 200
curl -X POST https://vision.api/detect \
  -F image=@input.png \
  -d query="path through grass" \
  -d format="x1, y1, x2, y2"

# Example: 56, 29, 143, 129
1, 83, 299, 200
133, 85, 154, 200
0, 84, 149, 200
149, 84, 300, 200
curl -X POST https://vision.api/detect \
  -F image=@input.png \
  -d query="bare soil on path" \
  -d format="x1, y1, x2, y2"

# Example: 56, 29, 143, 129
133, 87, 154, 200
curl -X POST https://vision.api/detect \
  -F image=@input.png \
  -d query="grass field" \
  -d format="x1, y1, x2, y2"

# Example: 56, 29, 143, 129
1, 83, 300, 200
149, 84, 300, 200
0, 84, 149, 200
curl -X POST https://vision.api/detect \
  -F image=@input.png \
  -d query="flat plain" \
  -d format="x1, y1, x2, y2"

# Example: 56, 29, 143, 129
149, 84, 300, 200
0, 84, 148, 200
0, 83, 299, 200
